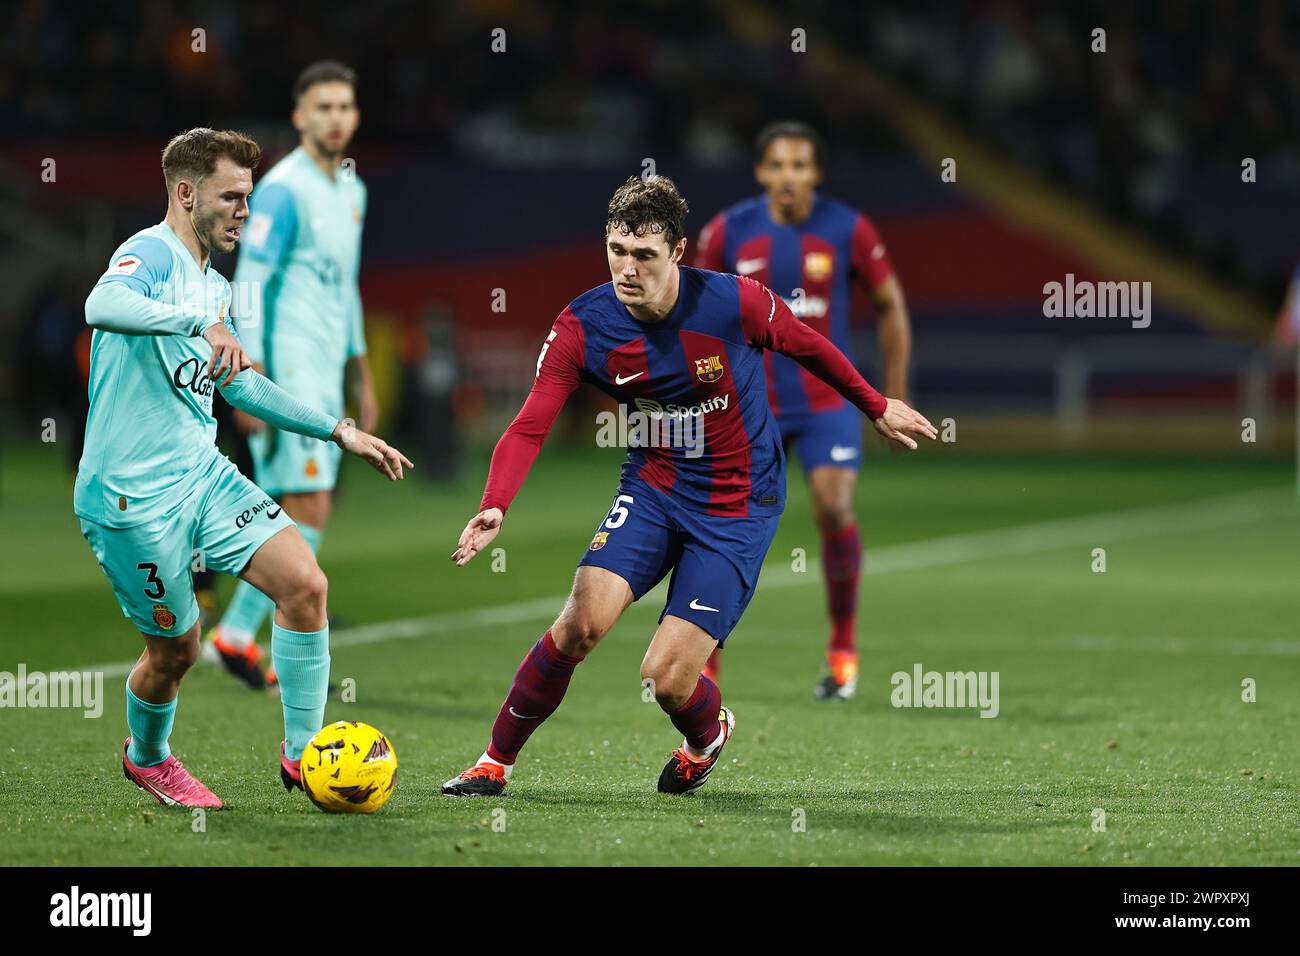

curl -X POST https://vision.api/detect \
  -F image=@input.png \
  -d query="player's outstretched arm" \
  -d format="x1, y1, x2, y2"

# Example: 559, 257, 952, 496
85, 281, 216, 338
450, 386, 566, 567
220, 368, 413, 480
450, 310, 583, 565
451, 508, 504, 566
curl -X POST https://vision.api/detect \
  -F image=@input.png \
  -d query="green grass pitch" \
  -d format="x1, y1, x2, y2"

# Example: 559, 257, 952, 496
2, 439, 1297, 865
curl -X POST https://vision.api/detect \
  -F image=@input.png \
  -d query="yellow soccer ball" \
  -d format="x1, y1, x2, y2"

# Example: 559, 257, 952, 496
300, 721, 398, 814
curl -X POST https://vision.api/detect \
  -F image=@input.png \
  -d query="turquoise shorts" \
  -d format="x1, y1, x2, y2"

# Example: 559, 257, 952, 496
80, 454, 295, 637
248, 426, 342, 496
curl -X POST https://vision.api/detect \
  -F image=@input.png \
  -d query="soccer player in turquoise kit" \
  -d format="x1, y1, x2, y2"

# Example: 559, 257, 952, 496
695, 122, 915, 699
208, 61, 378, 689
441, 176, 934, 797
75, 128, 412, 808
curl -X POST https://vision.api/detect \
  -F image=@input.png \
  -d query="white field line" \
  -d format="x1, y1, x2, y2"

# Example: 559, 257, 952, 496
739, 628, 1300, 658
75, 487, 1290, 679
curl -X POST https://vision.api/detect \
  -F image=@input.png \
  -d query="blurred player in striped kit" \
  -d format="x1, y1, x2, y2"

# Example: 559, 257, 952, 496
207, 61, 378, 689
695, 122, 914, 699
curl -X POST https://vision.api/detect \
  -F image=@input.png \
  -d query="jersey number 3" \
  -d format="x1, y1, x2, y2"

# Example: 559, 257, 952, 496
137, 562, 166, 600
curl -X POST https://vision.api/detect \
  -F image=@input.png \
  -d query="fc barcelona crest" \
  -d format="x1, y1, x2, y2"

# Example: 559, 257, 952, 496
804, 251, 833, 282
694, 355, 724, 383
152, 604, 176, 630
589, 531, 609, 551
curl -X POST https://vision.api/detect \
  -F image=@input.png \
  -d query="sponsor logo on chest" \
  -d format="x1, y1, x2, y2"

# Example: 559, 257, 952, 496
172, 354, 216, 403
633, 394, 730, 420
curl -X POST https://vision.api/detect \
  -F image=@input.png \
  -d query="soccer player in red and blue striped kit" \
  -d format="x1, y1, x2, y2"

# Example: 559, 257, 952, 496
442, 175, 933, 797
695, 122, 915, 700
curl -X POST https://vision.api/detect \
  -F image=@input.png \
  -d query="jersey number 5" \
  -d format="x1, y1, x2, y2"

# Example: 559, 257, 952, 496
604, 494, 634, 529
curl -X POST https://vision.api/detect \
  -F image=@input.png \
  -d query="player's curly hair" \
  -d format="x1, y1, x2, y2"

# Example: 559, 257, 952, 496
161, 128, 262, 188
605, 175, 690, 247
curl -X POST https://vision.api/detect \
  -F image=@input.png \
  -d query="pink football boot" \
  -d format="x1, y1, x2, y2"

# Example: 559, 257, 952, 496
280, 741, 303, 792
122, 738, 224, 809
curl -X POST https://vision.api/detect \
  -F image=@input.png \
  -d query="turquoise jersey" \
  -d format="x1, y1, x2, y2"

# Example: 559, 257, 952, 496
75, 223, 236, 529
235, 146, 367, 404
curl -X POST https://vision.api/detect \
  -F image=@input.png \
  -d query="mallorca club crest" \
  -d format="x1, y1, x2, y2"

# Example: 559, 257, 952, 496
152, 604, 176, 630
694, 354, 724, 383
589, 531, 609, 551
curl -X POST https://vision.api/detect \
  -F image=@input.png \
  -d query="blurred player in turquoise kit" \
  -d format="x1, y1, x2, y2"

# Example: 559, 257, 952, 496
76, 128, 412, 808
208, 62, 378, 688
696, 122, 914, 699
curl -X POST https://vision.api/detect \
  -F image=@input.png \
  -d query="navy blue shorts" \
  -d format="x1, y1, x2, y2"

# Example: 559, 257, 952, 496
779, 404, 862, 474
577, 477, 780, 645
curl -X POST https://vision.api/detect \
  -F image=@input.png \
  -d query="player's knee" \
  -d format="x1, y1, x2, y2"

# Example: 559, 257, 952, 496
297, 565, 329, 612
278, 562, 328, 617
149, 635, 200, 679
552, 612, 605, 657
641, 658, 694, 710
813, 499, 855, 534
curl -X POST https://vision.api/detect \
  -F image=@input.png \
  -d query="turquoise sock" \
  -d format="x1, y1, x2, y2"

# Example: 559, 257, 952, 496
125, 682, 177, 767
272, 622, 330, 760
219, 523, 323, 643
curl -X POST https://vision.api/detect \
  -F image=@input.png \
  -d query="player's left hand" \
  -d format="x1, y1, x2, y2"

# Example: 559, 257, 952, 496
332, 420, 414, 480
872, 398, 938, 451
876, 395, 912, 455
451, 508, 504, 567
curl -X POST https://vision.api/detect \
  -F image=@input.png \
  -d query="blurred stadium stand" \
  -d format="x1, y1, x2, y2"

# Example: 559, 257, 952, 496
2, 0, 1296, 459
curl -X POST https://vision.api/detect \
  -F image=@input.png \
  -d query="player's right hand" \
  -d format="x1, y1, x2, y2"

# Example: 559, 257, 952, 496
202, 321, 251, 387
872, 398, 938, 451
451, 508, 504, 567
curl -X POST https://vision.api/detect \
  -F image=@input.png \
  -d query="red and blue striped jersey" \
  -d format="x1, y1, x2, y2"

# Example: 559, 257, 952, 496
695, 194, 894, 421
479, 267, 887, 519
